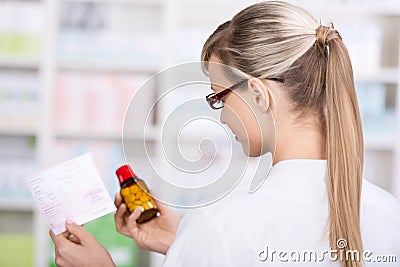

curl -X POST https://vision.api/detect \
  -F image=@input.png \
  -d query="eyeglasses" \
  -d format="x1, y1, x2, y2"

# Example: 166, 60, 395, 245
205, 77, 284, 110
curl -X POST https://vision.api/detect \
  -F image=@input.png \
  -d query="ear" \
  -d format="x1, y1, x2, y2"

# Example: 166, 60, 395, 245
248, 78, 270, 111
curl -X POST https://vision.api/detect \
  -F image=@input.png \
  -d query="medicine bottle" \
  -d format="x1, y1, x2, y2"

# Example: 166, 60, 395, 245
116, 165, 158, 223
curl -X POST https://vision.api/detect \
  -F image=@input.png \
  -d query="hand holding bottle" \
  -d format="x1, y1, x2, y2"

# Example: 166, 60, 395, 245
114, 193, 182, 255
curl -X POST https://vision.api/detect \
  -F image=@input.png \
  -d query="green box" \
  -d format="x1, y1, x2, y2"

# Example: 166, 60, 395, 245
0, 234, 33, 267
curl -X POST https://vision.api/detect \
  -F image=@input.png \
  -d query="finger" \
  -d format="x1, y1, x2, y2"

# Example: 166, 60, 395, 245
49, 229, 57, 243
65, 222, 93, 244
60, 229, 71, 239
114, 203, 127, 232
117, 202, 127, 217
67, 235, 79, 243
127, 208, 141, 239
128, 207, 141, 226
154, 199, 171, 214
114, 193, 123, 207
54, 248, 64, 267
68, 234, 81, 244
49, 229, 68, 247
52, 228, 81, 245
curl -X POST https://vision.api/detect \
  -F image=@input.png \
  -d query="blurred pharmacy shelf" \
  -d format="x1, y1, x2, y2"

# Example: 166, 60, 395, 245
0, 128, 37, 137
55, 131, 125, 141
0, 58, 41, 69
0, 0, 163, 266
0, 198, 35, 212
0, 1, 399, 267
365, 135, 396, 151
55, 126, 158, 141
354, 67, 399, 84
63, 0, 162, 6
58, 61, 159, 74
180, 0, 400, 17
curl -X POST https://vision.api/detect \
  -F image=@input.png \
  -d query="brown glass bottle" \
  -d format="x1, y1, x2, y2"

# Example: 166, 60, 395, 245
116, 165, 158, 223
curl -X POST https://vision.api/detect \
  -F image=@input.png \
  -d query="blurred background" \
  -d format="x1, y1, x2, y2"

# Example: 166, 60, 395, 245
0, 0, 399, 266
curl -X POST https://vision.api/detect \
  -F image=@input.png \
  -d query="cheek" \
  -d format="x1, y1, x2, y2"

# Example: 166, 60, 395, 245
220, 106, 246, 138
222, 97, 264, 156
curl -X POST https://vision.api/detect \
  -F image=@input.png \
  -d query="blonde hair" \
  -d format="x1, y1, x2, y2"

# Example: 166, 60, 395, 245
201, 1, 364, 267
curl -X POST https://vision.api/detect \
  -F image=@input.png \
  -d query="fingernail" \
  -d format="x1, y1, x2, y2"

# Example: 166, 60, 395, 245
66, 218, 75, 225
135, 207, 144, 213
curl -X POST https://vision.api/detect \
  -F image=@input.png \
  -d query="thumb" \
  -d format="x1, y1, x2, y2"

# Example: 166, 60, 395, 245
65, 220, 93, 244
154, 199, 172, 214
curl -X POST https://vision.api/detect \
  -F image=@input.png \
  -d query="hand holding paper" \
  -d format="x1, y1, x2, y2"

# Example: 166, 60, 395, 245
49, 221, 115, 267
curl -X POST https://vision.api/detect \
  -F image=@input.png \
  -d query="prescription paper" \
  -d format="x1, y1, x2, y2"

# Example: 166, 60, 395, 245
26, 153, 116, 235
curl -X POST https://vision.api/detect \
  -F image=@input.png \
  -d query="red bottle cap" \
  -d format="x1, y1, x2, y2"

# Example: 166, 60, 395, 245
116, 165, 137, 186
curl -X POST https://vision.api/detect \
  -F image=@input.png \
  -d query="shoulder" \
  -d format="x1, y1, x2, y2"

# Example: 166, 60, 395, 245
163, 186, 261, 267
361, 179, 400, 254
163, 207, 233, 267
361, 179, 400, 213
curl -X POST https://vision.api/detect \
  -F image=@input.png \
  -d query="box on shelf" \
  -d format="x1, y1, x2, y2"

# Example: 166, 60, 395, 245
54, 71, 155, 136
0, 233, 33, 267
57, 1, 162, 66
0, 136, 36, 200
0, 70, 39, 131
356, 82, 397, 137
327, 19, 383, 73
0, 1, 43, 59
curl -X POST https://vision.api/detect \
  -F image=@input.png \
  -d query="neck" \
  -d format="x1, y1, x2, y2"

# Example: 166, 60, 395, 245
272, 120, 325, 165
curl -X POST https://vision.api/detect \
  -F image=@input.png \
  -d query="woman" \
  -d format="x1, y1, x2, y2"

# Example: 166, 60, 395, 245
50, 1, 400, 266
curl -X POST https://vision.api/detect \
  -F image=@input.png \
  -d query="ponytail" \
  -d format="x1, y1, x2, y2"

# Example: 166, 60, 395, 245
317, 25, 364, 267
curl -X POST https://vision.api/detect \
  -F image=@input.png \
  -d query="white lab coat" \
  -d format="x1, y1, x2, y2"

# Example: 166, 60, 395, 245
163, 159, 400, 266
